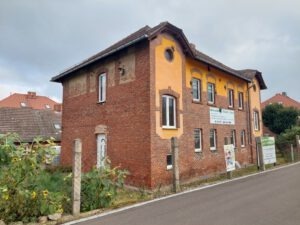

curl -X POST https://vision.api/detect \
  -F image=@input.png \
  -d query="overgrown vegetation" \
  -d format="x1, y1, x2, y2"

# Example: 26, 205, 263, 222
262, 103, 299, 134
0, 133, 127, 223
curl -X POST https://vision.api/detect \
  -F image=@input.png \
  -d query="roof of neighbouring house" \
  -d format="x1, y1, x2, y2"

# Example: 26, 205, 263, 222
237, 69, 267, 90
51, 21, 254, 83
0, 107, 62, 142
261, 92, 300, 109
0, 91, 60, 110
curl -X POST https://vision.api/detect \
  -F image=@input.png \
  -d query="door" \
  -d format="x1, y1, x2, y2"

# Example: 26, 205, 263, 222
97, 134, 106, 168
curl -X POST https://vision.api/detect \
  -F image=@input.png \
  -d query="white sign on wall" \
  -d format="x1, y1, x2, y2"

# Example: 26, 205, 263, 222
210, 107, 235, 125
261, 136, 276, 164
224, 144, 236, 172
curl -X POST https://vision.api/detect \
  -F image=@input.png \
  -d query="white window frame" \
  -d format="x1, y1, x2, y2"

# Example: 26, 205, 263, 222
194, 128, 202, 152
228, 89, 234, 108
241, 130, 246, 147
162, 95, 176, 129
98, 73, 106, 103
210, 129, 217, 151
238, 92, 244, 110
20, 102, 27, 107
231, 130, 236, 148
207, 83, 215, 104
192, 78, 201, 102
254, 111, 260, 131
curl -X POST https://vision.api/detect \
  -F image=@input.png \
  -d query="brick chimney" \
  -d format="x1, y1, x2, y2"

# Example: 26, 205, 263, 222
27, 91, 37, 99
282, 92, 287, 96
54, 104, 62, 112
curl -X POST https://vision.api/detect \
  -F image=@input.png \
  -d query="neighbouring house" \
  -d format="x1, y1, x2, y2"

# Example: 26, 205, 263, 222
51, 22, 267, 188
0, 107, 62, 143
261, 92, 300, 136
0, 91, 62, 111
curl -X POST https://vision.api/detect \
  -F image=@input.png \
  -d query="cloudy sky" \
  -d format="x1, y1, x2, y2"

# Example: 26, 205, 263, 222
1, 0, 299, 103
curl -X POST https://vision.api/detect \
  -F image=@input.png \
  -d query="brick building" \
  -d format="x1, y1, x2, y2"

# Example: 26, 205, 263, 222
51, 22, 266, 188
0, 91, 61, 111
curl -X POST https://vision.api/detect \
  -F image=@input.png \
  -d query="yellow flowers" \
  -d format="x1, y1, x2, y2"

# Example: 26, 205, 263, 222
42, 190, 49, 198
2, 194, 9, 201
12, 157, 18, 163
31, 191, 37, 199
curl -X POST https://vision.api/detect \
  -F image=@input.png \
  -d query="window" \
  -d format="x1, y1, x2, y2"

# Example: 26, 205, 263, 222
166, 154, 173, 170
254, 111, 260, 131
241, 130, 246, 147
162, 95, 176, 128
238, 92, 244, 110
45, 104, 51, 109
98, 73, 106, 102
192, 78, 201, 102
20, 102, 27, 107
230, 130, 236, 148
164, 49, 174, 62
210, 129, 217, 151
207, 83, 215, 104
228, 89, 234, 108
194, 129, 202, 152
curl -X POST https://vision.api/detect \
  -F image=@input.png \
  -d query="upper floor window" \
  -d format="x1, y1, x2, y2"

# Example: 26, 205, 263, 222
98, 73, 106, 103
207, 83, 215, 104
162, 95, 176, 128
192, 78, 201, 102
45, 104, 51, 109
20, 102, 27, 107
254, 111, 260, 131
228, 89, 234, 108
194, 128, 202, 152
210, 129, 217, 151
238, 92, 244, 110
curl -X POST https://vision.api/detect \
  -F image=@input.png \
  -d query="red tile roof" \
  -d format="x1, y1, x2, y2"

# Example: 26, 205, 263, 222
0, 107, 61, 142
261, 92, 300, 109
0, 91, 60, 110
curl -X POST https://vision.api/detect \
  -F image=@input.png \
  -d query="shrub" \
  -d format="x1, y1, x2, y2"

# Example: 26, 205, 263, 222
276, 126, 300, 152
0, 133, 69, 223
81, 160, 128, 211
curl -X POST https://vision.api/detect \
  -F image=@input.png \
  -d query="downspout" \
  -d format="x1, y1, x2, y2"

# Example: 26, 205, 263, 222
247, 83, 254, 164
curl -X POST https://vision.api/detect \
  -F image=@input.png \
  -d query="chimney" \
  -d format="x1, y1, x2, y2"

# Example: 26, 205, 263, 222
54, 104, 62, 112
282, 92, 287, 96
27, 91, 37, 99
190, 43, 196, 50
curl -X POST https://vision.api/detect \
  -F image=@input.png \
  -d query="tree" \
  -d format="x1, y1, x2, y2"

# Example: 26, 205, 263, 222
262, 103, 299, 134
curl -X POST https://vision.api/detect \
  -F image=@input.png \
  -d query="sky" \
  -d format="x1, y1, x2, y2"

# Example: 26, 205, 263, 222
1, 0, 300, 103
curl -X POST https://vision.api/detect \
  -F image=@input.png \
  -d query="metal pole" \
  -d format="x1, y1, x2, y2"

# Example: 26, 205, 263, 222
256, 137, 265, 171
291, 144, 294, 163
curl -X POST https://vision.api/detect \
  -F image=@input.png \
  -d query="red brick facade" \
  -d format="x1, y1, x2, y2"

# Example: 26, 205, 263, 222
54, 23, 263, 189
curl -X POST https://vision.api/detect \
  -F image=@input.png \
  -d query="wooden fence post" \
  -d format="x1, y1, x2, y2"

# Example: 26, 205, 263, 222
72, 139, 82, 215
171, 137, 180, 193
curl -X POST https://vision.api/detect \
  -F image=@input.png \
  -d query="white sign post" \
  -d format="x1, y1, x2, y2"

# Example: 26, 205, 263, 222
224, 144, 236, 172
261, 137, 276, 165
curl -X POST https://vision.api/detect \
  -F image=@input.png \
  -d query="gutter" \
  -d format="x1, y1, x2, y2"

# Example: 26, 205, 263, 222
51, 34, 149, 82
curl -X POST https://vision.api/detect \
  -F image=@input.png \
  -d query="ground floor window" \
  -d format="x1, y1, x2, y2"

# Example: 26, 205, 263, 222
241, 130, 246, 147
194, 128, 202, 152
166, 154, 173, 170
210, 129, 217, 151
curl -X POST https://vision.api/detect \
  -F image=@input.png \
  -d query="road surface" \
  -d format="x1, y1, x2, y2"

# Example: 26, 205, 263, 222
72, 163, 300, 225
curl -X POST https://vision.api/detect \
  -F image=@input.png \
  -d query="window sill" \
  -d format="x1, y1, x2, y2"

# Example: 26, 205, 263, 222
97, 101, 106, 104
192, 100, 202, 104
195, 149, 202, 153
207, 102, 216, 106
162, 126, 177, 130
167, 165, 173, 170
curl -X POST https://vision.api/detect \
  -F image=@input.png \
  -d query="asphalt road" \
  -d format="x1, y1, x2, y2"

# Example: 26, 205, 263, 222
73, 163, 300, 225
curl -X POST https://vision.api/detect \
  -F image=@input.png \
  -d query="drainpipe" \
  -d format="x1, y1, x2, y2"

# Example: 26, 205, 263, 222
247, 83, 254, 164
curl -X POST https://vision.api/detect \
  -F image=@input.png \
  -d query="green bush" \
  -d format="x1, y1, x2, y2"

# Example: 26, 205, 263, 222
81, 160, 128, 211
0, 133, 69, 223
276, 126, 300, 151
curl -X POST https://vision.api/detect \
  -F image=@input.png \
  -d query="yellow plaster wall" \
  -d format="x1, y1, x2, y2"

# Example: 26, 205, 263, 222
185, 59, 248, 99
155, 36, 183, 139
249, 78, 263, 137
